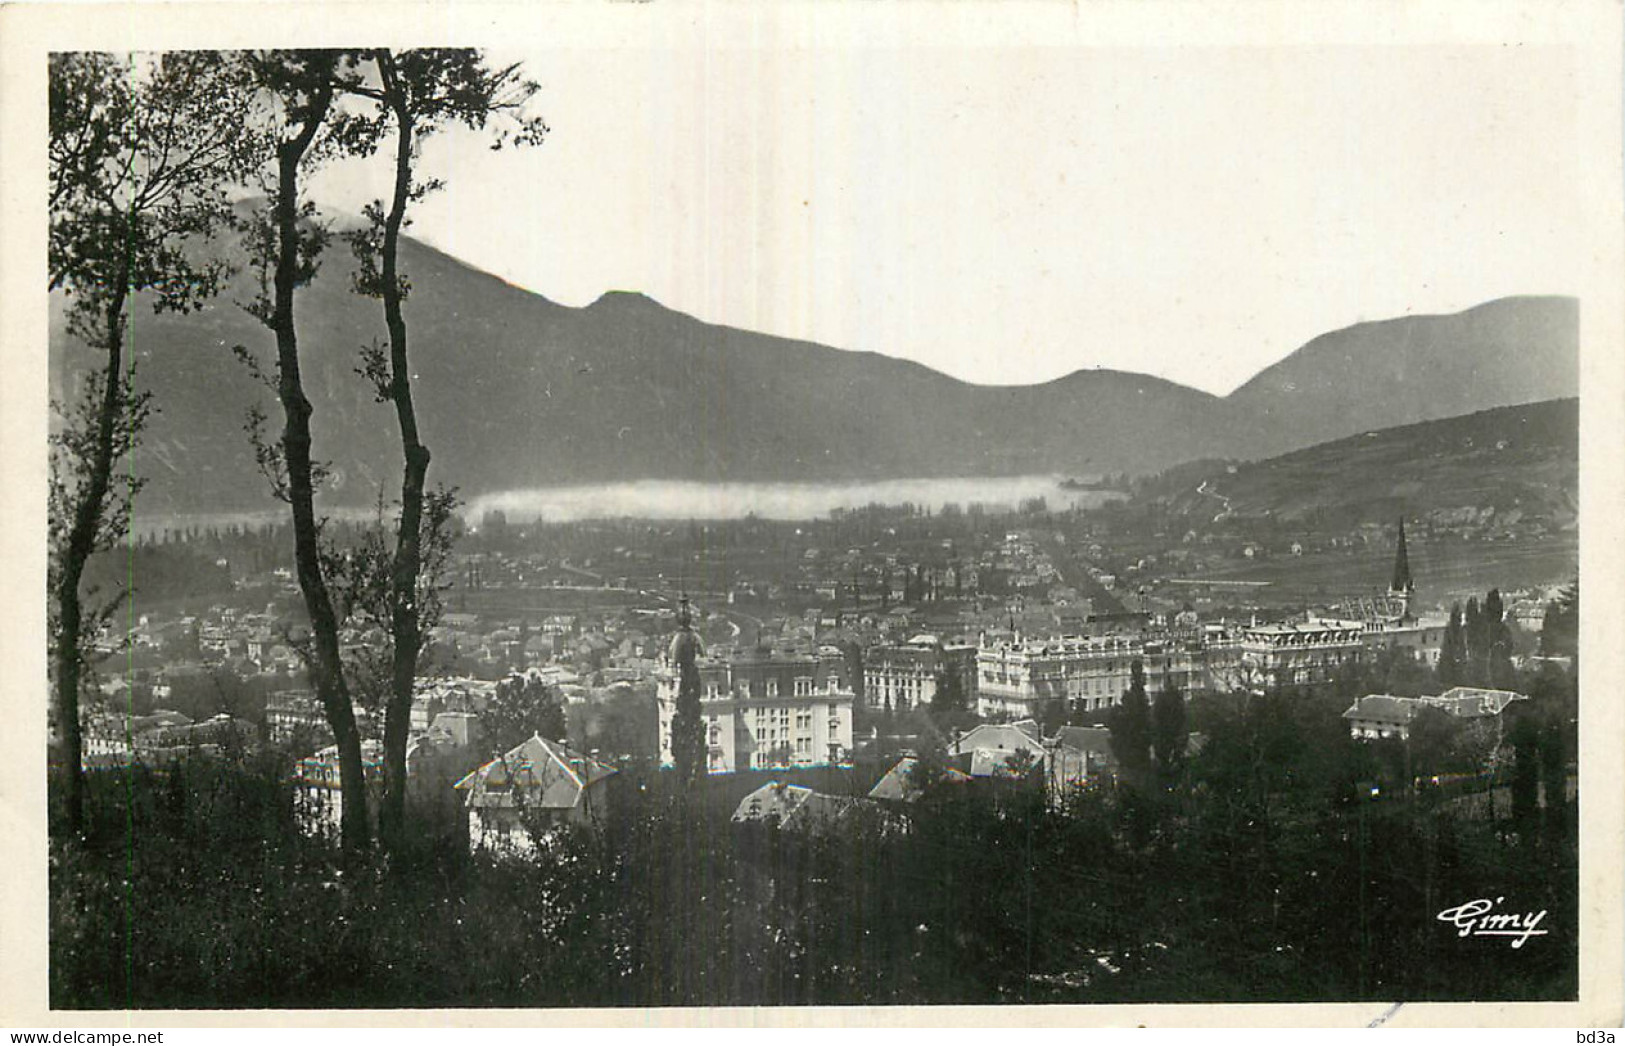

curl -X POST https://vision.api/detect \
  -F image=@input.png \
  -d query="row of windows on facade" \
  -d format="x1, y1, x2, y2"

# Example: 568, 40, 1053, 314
981, 668, 1198, 690
980, 659, 1198, 679
740, 742, 841, 764
869, 678, 930, 697
685, 741, 844, 765
688, 707, 841, 737
699, 676, 845, 699
865, 669, 933, 683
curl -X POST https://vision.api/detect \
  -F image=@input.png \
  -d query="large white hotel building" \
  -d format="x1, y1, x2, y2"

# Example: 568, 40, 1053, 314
655, 645, 856, 773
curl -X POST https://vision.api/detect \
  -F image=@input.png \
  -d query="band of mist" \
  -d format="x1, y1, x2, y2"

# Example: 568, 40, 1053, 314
465, 476, 1119, 524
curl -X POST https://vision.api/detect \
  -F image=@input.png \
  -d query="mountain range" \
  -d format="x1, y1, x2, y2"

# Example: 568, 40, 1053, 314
47, 219, 1580, 516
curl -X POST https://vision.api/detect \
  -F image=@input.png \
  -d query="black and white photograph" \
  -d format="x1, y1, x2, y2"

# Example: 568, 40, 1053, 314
2, 0, 1622, 1030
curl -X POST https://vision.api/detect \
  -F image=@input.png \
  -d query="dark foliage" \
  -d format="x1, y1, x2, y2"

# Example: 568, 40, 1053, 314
1109, 659, 1152, 788
669, 609, 706, 788
1151, 682, 1187, 785
1438, 589, 1520, 690
50, 675, 1577, 1009
1541, 579, 1578, 660
480, 673, 568, 755
1438, 603, 1466, 688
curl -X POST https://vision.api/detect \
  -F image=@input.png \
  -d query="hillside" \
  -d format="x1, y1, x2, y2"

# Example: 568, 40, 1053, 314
1146, 398, 1578, 534
46, 213, 1578, 515
1223, 297, 1578, 459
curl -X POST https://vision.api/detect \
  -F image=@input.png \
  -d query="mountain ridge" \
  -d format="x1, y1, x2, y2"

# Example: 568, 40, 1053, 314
47, 220, 1579, 515
1138, 397, 1579, 535
1222, 294, 1578, 458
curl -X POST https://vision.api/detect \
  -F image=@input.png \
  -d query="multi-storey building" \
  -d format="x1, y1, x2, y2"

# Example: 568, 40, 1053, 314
863, 639, 978, 714
1347, 612, 1448, 666
1236, 620, 1367, 689
864, 642, 939, 713
656, 643, 855, 773
974, 521, 1445, 711
1329, 525, 1447, 666
265, 689, 324, 743
1292, 523, 1446, 673
974, 633, 1216, 720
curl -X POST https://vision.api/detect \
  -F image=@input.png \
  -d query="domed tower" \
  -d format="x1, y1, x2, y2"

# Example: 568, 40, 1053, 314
669, 596, 704, 666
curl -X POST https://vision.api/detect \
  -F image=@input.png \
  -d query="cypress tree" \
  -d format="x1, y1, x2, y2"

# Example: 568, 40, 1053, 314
1541, 579, 1578, 659
1508, 712, 1540, 831
1483, 588, 1515, 689
1151, 680, 1188, 785
1464, 596, 1486, 685
537, 699, 568, 745
930, 664, 966, 721
1438, 603, 1465, 688
669, 598, 708, 788
1110, 659, 1153, 788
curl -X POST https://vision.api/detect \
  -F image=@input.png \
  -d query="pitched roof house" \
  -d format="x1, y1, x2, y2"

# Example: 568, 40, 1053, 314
732, 781, 905, 836
1343, 695, 1425, 740
1426, 686, 1527, 718
455, 733, 617, 853
950, 720, 1047, 779
867, 755, 973, 802
1048, 725, 1116, 794
1344, 687, 1528, 741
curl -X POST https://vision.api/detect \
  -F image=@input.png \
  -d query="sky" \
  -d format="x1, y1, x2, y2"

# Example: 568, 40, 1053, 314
308, 24, 1586, 397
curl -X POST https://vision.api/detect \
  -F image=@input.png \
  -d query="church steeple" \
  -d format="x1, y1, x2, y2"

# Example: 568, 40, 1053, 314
1390, 519, 1414, 595
1389, 519, 1414, 620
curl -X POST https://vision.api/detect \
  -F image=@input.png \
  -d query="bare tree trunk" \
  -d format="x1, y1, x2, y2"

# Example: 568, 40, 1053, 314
270, 84, 370, 856
376, 60, 432, 855
52, 275, 129, 835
